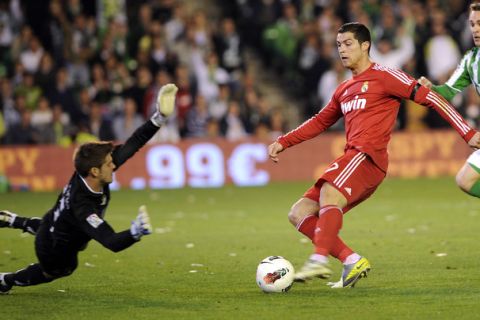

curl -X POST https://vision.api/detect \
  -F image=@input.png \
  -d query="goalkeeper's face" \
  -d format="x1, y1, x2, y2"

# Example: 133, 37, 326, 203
98, 154, 116, 185
469, 10, 480, 47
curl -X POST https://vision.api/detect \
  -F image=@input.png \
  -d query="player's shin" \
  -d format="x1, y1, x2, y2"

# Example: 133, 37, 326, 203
0, 211, 40, 235
313, 206, 343, 256
330, 236, 354, 263
296, 214, 317, 241
4, 264, 53, 287
23, 217, 41, 235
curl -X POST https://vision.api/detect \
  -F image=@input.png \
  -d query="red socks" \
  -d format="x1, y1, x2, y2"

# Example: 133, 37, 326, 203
330, 235, 354, 262
296, 214, 317, 239
296, 206, 353, 262
314, 206, 343, 256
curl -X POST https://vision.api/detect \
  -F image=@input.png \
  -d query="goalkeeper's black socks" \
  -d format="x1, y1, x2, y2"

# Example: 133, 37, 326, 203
11, 215, 27, 229
4, 264, 53, 287
11, 216, 41, 235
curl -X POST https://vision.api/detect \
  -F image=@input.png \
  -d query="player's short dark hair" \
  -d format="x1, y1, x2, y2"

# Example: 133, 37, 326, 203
471, 2, 480, 11
338, 22, 371, 54
74, 142, 114, 177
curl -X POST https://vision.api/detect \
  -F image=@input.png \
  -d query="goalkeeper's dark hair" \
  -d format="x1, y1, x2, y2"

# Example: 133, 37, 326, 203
471, 2, 480, 11
74, 142, 114, 177
338, 22, 371, 54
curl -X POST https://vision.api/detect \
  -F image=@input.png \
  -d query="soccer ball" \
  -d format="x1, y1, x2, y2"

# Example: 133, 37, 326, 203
256, 256, 295, 293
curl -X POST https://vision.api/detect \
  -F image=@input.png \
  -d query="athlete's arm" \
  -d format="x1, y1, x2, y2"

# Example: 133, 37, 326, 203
112, 83, 178, 170
412, 85, 476, 143
111, 120, 159, 169
84, 218, 137, 252
76, 206, 138, 252
383, 67, 477, 143
277, 99, 343, 149
421, 50, 474, 101
268, 141, 284, 163
431, 83, 464, 101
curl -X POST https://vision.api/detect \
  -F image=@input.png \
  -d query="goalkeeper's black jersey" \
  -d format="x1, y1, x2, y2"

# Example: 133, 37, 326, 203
40, 120, 159, 253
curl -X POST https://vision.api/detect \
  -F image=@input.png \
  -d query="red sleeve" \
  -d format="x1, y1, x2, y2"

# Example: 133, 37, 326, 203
277, 98, 343, 148
380, 65, 417, 99
380, 66, 475, 142
413, 86, 476, 142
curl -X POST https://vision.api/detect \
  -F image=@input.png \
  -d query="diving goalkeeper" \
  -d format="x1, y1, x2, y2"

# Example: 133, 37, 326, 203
0, 83, 178, 294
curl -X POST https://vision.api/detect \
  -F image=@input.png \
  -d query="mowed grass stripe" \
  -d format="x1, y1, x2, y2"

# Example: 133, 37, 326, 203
0, 178, 479, 320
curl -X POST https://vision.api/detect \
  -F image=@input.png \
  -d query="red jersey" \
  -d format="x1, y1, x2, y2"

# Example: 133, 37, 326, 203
278, 63, 476, 172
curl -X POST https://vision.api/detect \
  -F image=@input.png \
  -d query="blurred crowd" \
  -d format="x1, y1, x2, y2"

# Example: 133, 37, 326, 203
0, 0, 287, 146
1, 0, 480, 147
219, 0, 480, 131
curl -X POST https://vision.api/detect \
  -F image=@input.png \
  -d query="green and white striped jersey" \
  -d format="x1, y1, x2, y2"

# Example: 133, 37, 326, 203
432, 47, 480, 100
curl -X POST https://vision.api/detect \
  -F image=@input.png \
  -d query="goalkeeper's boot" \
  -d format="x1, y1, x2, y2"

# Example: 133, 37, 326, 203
0, 210, 16, 228
294, 259, 332, 282
0, 273, 12, 294
327, 256, 371, 288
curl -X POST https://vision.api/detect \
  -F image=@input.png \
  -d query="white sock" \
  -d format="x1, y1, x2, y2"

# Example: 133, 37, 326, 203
309, 253, 329, 264
9, 214, 17, 226
344, 253, 361, 265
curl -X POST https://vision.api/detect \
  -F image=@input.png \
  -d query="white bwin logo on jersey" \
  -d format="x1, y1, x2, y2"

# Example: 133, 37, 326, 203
340, 95, 366, 114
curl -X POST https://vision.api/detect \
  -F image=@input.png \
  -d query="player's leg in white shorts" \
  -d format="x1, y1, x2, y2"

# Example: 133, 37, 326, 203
456, 149, 480, 197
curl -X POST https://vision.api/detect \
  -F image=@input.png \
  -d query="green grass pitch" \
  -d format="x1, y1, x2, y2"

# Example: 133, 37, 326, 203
1, 178, 480, 320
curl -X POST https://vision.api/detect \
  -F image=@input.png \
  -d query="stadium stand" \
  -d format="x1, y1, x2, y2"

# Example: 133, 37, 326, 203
0, 0, 479, 145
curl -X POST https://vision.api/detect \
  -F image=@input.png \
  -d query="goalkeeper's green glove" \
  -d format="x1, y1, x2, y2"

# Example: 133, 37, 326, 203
130, 205, 152, 240
150, 83, 178, 127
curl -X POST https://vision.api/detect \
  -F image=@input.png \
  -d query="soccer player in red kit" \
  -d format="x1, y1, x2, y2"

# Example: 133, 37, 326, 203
268, 22, 480, 288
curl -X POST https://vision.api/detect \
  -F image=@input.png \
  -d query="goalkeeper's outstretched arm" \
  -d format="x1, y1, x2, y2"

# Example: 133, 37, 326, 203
112, 83, 178, 169
80, 206, 152, 252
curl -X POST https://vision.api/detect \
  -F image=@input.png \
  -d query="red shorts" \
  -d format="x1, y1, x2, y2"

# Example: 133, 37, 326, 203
304, 149, 386, 213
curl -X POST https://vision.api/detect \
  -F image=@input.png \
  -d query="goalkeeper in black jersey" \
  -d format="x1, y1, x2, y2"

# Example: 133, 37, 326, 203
0, 83, 178, 294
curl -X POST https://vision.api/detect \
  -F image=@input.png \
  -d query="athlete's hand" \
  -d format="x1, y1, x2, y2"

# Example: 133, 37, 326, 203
150, 83, 178, 127
268, 141, 284, 163
468, 132, 480, 150
130, 205, 152, 240
418, 76, 433, 88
